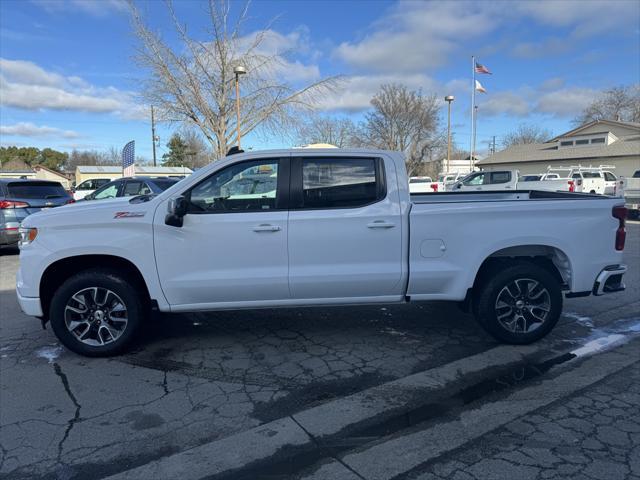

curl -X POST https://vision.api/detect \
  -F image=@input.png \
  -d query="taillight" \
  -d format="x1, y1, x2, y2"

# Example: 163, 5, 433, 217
612, 205, 627, 251
568, 180, 575, 193
430, 183, 438, 192
65, 198, 75, 204
0, 200, 29, 209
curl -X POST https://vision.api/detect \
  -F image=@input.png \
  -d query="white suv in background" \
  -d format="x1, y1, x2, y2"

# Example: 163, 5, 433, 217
72, 178, 113, 201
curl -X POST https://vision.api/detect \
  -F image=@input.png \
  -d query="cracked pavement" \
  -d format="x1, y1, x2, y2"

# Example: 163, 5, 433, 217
0, 223, 638, 480
404, 360, 640, 480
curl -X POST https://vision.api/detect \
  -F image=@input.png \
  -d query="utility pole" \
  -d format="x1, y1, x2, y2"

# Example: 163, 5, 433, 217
492, 135, 496, 155
151, 106, 157, 167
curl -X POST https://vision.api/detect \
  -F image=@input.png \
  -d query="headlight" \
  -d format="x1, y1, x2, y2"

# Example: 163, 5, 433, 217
18, 227, 38, 247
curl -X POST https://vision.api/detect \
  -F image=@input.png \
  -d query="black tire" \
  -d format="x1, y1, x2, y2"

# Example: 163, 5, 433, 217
473, 262, 562, 344
49, 268, 145, 357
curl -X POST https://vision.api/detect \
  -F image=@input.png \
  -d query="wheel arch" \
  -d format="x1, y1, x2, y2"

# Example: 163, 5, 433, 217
472, 244, 572, 293
40, 254, 152, 319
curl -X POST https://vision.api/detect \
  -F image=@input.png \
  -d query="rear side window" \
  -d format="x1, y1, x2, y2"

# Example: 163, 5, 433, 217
490, 172, 511, 184
300, 158, 381, 209
152, 179, 178, 191
7, 182, 66, 198
123, 181, 151, 196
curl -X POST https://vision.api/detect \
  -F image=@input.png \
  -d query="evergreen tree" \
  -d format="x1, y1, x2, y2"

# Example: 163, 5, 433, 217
162, 134, 189, 167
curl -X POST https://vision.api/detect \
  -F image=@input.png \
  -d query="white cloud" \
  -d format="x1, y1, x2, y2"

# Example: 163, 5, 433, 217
236, 28, 321, 83
514, 0, 639, 37
472, 84, 598, 119
319, 73, 440, 112
0, 58, 136, 114
334, 2, 495, 72
535, 87, 598, 116
32, 0, 127, 17
479, 92, 531, 117
0, 122, 81, 139
332, 0, 637, 72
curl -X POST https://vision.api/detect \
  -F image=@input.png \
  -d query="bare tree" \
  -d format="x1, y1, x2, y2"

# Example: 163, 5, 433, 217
502, 123, 552, 148
355, 84, 442, 176
574, 84, 640, 125
296, 115, 358, 148
180, 127, 212, 168
128, 0, 341, 158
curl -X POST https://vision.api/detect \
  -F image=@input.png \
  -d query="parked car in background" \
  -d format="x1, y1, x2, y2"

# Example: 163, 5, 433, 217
1, 179, 73, 247
72, 178, 113, 201
408, 176, 434, 193
433, 172, 470, 192
83, 176, 181, 201
621, 170, 640, 219
520, 173, 561, 182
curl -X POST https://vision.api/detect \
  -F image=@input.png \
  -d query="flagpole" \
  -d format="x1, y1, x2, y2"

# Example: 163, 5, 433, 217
470, 55, 475, 172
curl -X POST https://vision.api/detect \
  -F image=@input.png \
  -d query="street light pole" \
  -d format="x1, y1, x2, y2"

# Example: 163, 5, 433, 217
234, 65, 247, 149
151, 106, 157, 167
444, 95, 455, 173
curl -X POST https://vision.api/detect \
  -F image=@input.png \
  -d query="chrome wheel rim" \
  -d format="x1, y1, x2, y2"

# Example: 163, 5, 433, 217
495, 278, 551, 334
64, 287, 128, 346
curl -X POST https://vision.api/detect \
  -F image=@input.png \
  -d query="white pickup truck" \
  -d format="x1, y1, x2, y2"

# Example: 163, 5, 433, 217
16, 149, 628, 356
622, 169, 640, 218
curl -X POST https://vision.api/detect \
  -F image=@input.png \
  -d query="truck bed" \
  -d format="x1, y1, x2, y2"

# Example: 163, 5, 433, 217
410, 190, 609, 204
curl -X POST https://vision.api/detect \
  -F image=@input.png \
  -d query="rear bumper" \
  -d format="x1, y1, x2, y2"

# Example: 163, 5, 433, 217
593, 265, 627, 296
16, 290, 43, 317
0, 227, 19, 246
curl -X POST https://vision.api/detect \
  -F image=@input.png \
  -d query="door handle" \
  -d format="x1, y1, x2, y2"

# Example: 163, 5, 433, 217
367, 220, 395, 229
253, 224, 281, 232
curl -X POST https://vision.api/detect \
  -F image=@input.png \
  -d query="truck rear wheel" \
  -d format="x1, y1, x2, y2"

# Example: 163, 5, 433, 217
49, 269, 144, 357
473, 262, 562, 344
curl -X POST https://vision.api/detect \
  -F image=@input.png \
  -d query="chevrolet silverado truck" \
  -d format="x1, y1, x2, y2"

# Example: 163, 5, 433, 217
16, 149, 628, 356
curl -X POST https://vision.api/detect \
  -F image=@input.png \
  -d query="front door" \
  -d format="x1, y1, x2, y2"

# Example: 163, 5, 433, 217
287, 155, 404, 301
154, 158, 290, 308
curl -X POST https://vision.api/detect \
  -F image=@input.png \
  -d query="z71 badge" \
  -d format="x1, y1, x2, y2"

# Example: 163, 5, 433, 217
114, 211, 146, 219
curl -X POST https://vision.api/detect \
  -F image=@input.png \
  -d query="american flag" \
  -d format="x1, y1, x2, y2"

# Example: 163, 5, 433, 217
122, 140, 135, 177
475, 62, 491, 75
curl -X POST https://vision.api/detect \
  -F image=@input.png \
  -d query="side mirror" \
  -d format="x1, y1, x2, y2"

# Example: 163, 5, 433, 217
165, 196, 188, 227
454, 182, 462, 190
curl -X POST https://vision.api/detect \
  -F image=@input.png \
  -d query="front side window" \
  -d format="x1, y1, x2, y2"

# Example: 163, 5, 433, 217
463, 173, 485, 186
77, 180, 95, 190
604, 172, 616, 181
490, 172, 511, 184
301, 158, 379, 209
188, 160, 279, 213
93, 182, 120, 200
123, 181, 152, 196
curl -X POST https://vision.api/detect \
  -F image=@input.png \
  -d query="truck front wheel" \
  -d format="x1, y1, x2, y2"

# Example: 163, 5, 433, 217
49, 269, 144, 357
473, 262, 562, 344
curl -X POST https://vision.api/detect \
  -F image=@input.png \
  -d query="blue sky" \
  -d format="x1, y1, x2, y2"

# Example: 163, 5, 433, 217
1, 0, 639, 162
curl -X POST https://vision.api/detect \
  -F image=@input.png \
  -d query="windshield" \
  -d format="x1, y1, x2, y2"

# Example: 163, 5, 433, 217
7, 182, 67, 199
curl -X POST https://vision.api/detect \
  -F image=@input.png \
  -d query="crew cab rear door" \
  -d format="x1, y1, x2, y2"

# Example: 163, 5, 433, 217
287, 154, 404, 301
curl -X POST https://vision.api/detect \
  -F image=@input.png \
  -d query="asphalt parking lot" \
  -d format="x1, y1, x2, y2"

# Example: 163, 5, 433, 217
1, 223, 639, 480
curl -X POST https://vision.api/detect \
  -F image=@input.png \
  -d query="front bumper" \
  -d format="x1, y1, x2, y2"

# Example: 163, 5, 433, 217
16, 290, 44, 317
593, 265, 627, 296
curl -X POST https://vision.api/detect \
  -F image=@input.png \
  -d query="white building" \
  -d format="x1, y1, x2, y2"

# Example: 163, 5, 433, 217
477, 120, 640, 177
